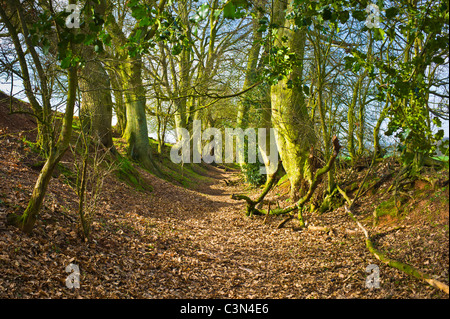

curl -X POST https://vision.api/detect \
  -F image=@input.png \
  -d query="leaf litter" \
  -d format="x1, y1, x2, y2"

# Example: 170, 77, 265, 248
0, 131, 448, 299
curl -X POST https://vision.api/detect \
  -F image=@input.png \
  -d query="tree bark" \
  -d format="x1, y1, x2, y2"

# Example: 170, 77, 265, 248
236, 8, 263, 129
242, 137, 341, 228
105, 0, 164, 175
0, 2, 53, 155
79, 56, 114, 148
373, 99, 389, 158
109, 68, 127, 136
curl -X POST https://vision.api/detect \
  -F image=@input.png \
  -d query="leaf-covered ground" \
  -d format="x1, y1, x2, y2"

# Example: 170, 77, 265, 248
0, 92, 448, 299
0, 129, 448, 299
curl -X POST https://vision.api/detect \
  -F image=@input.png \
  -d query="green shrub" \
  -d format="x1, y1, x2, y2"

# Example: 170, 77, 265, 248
242, 162, 266, 186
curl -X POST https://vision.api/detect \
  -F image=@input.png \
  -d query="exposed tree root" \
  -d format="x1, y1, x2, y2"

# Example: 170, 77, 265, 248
271, 136, 341, 228
231, 161, 283, 216
277, 215, 293, 229
232, 136, 342, 230
338, 183, 449, 295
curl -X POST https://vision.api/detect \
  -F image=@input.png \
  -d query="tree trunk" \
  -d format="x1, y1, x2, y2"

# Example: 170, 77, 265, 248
356, 34, 372, 158
347, 76, 361, 165
270, 1, 315, 200
0, 3, 52, 156
79, 57, 114, 148
108, 68, 127, 136
7, 66, 78, 233
258, 92, 275, 182
236, 9, 263, 129
373, 99, 389, 158
120, 57, 161, 175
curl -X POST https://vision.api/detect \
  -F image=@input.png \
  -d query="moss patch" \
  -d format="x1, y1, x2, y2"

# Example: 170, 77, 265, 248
115, 155, 153, 192
373, 196, 404, 226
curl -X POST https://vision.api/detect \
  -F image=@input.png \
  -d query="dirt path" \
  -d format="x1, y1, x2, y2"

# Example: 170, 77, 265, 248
150, 166, 374, 299
124, 164, 448, 299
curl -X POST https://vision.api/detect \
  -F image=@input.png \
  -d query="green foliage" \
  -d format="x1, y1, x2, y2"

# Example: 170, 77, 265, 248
293, 0, 450, 167
233, 0, 449, 173
262, 45, 299, 85
197, 3, 210, 20
223, 0, 251, 19
378, 1, 449, 165
126, 1, 186, 57
29, 2, 108, 69
242, 162, 266, 186
239, 132, 267, 187
127, 0, 252, 58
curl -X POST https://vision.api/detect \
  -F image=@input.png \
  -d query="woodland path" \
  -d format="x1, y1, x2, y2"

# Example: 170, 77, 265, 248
112, 164, 448, 299
0, 135, 448, 299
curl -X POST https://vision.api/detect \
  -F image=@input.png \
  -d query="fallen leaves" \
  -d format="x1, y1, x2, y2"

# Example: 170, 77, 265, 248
0, 129, 449, 299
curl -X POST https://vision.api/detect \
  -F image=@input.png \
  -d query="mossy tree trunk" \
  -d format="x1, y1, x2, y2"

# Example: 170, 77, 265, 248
270, 0, 316, 200
0, 2, 53, 156
233, 138, 341, 228
259, 90, 275, 185
236, 6, 263, 130
107, 66, 127, 136
373, 99, 389, 158
78, 0, 114, 149
347, 75, 362, 166
119, 57, 161, 175
106, 0, 163, 175
1, 1, 81, 232
356, 33, 372, 159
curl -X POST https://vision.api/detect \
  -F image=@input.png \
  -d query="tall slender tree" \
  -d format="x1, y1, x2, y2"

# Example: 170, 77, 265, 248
2, 0, 82, 232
